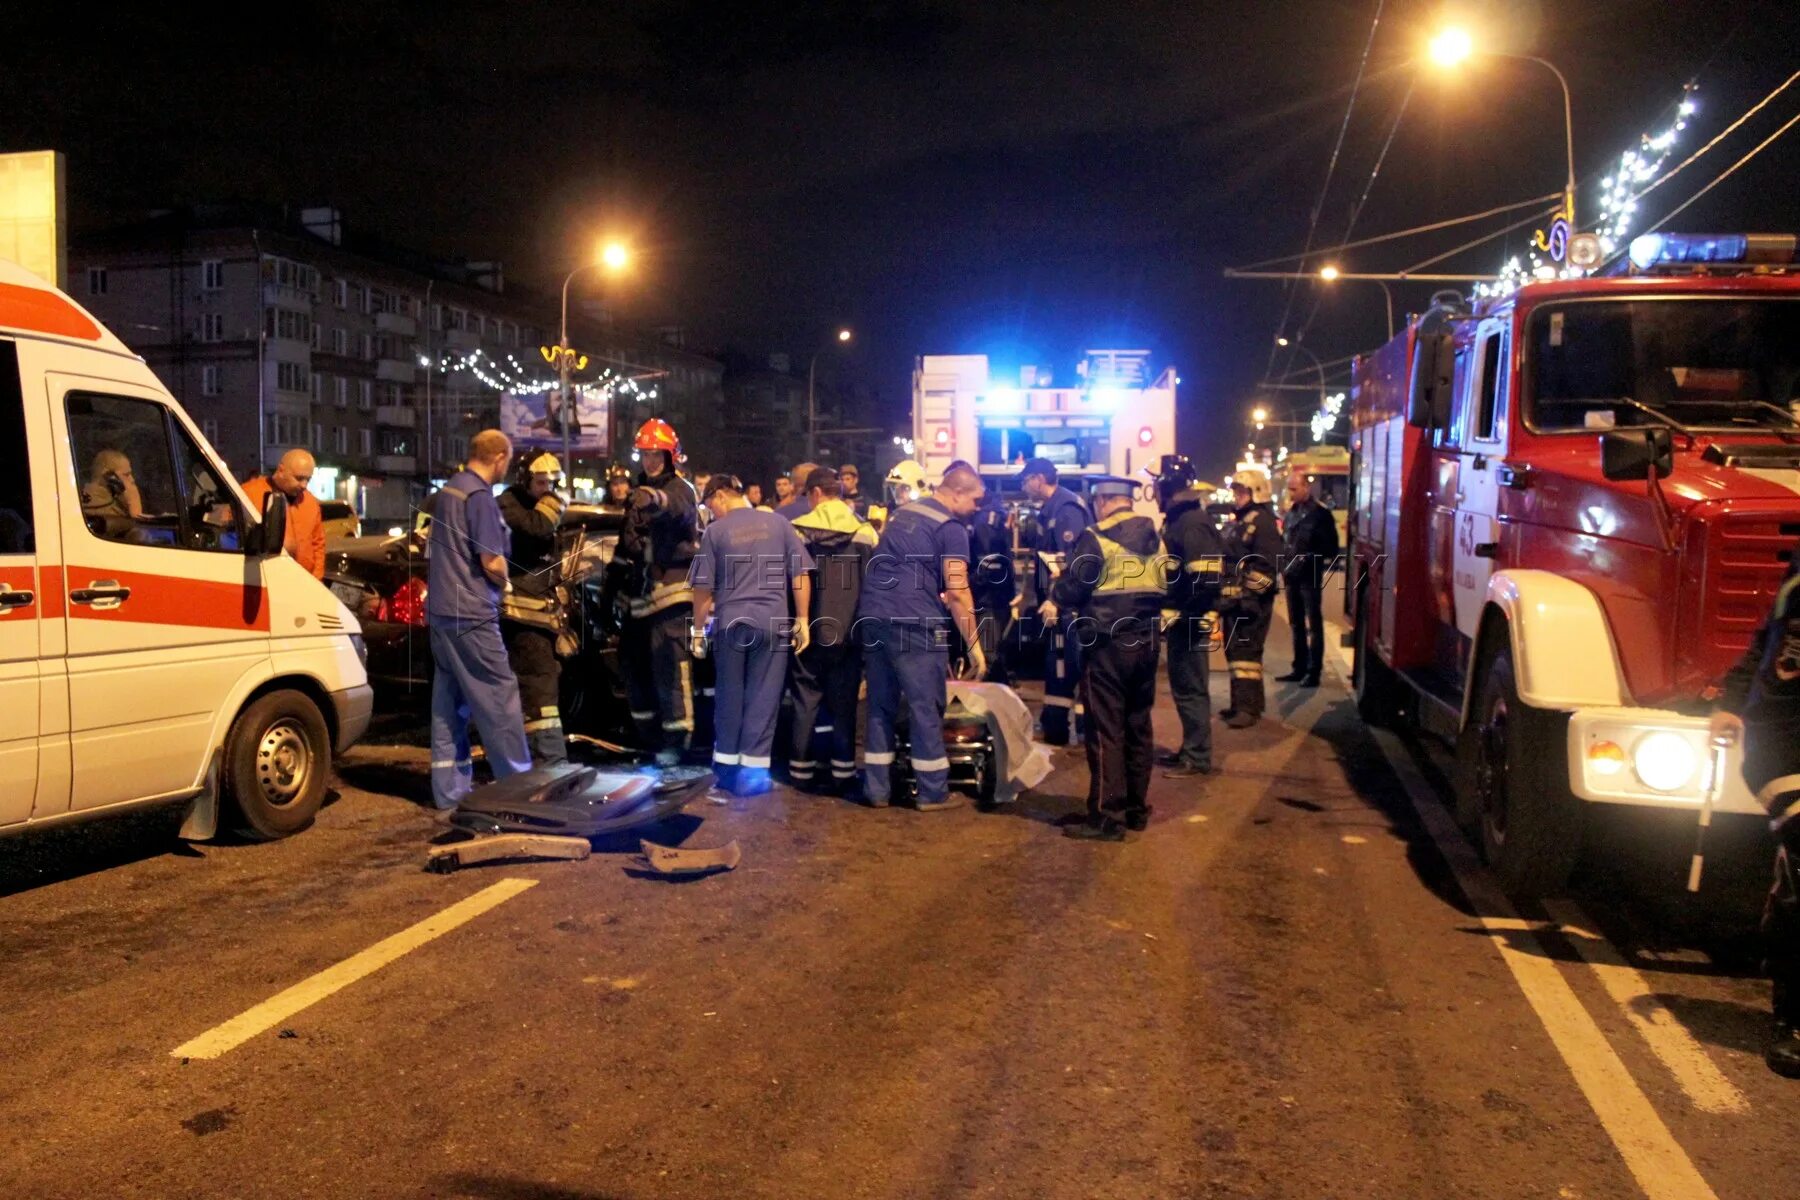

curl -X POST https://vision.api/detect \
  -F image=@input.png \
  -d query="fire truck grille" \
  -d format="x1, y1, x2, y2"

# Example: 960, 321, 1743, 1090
1702, 515, 1796, 662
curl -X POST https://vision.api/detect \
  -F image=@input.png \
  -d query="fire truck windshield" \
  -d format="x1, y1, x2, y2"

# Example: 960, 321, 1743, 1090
1525, 298, 1800, 433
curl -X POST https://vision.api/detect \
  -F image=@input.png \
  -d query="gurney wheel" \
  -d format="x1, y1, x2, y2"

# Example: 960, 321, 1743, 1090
976, 748, 999, 810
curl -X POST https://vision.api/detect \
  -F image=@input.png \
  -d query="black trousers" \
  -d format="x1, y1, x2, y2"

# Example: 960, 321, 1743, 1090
622, 605, 695, 753
1285, 580, 1326, 678
1081, 628, 1160, 819
1770, 816, 1800, 1022
788, 639, 862, 786
502, 621, 565, 765
1225, 594, 1275, 718
975, 604, 1010, 684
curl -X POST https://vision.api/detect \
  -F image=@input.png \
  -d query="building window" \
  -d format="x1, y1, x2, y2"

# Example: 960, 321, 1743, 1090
360, 333, 373, 361
202, 259, 224, 291
264, 308, 311, 343
310, 323, 320, 350
447, 307, 466, 331
276, 362, 310, 392
312, 374, 322, 403
313, 422, 323, 451
334, 425, 348, 455
201, 418, 220, 444
334, 279, 348, 309
358, 380, 373, 410
201, 365, 221, 396
332, 328, 348, 356
359, 428, 373, 457
369, 287, 388, 315
86, 267, 107, 295
202, 313, 224, 342
335, 377, 349, 408
431, 303, 443, 331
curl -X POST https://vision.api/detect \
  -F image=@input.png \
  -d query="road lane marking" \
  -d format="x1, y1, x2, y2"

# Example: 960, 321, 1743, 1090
171, 877, 538, 1060
1542, 900, 1750, 1116
1320, 623, 1719, 1200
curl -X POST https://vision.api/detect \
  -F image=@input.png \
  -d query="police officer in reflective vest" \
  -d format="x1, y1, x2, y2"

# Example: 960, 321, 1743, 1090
1020, 457, 1092, 743
788, 468, 878, 791
690, 474, 813, 797
1047, 475, 1166, 840
1220, 467, 1282, 729
1155, 455, 1226, 778
616, 418, 703, 766
1715, 546, 1800, 1076
858, 463, 987, 810
497, 450, 569, 765
425, 430, 533, 810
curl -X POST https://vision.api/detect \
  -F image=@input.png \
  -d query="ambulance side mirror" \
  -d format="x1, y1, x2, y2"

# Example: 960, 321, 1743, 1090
1600, 427, 1675, 482
1408, 333, 1455, 429
249, 490, 288, 556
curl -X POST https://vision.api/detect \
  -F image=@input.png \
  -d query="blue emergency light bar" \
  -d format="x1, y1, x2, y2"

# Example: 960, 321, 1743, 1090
1621, 232, 1799, 273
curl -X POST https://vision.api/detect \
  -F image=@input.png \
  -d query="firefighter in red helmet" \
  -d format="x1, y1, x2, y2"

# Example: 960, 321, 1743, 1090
615, 418, 703, 765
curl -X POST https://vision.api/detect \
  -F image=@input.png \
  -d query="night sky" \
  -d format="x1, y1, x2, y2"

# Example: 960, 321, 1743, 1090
8, 0, 1800, 477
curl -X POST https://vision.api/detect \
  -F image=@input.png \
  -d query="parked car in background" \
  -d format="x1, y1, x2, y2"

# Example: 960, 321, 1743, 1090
318, 499, 360, 540
324, 502, 630, 738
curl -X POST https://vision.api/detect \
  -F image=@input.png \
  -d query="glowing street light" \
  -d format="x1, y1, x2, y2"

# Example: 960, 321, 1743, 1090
600, 241, 631, 272
1275, 335, 1290, 347
557, 240, 636, 492
808, 327, 856, 460
836, 328, 853, 343
1318, 264, 1341, 282
1252, 406, 1270, 424
1428, 26, 1473, 67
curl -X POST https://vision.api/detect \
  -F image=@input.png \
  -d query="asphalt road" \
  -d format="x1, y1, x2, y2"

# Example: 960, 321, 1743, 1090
2, 615, 1795, 1200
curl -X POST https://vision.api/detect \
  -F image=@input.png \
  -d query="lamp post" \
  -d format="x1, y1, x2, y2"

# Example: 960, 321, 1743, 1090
1429, 28, 1577, 229
557, 241, 631, 495
1320, 264, 1394, 340
806, 327, 853, 463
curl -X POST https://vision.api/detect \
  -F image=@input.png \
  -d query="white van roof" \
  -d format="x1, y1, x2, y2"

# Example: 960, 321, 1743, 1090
0, 258, 134, 356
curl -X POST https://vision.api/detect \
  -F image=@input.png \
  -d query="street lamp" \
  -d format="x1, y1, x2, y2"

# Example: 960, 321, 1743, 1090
806, 327, 853, 461
557, 241, 632, 494
1319, 264, 1395, 340
1252, 406, 1270, 424
1427, 27, 1578, 229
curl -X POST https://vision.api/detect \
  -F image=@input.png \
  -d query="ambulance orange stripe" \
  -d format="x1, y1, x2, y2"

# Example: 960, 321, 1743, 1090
0, 564, 35, 616
64, 566, 270, 632
38, 566, 64, 620
0, 282, 101, 341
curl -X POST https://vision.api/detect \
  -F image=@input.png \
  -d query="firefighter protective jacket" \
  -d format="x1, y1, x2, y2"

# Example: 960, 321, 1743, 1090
497, 485, 564, 600
1722, 550, 1800, 824
1222, 501, 1282, 605
1160, 489, 1225, 618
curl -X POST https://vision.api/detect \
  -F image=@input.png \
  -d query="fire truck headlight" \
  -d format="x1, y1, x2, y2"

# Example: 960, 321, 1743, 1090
1633, 731, 1699, 793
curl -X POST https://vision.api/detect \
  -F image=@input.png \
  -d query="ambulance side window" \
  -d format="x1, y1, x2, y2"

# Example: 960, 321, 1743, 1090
168, 421, 244, 553
65, 392, 239, 551
0, 341, 31, 555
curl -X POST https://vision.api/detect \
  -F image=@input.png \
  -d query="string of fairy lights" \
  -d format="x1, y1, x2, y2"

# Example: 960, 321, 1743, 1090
429, 347, 661, 404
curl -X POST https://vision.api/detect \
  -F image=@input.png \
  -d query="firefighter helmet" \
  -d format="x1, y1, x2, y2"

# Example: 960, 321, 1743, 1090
514, 450, 563, 484
1154, 454, 1198, 513
885, 459, 930, 507
605, 462, 632, 483
634, 418, 680, 453
1230, 465, 1273, 506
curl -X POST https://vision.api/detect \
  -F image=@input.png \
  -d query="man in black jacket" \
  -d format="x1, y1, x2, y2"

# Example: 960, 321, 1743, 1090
1155, 457, 1225, 779
1276, 466, 1341, 688
1714, 550, 1800, 1077
497, 451, 569, 764
787, 468, 878, 792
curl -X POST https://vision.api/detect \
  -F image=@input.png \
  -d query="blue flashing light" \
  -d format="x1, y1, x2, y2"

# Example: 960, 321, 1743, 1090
1626, 232, 1797, 271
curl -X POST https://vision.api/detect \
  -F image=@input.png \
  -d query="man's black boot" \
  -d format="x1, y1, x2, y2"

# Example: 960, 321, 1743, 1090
1124, 808, 1151, 833
1274, 669, 1306, 683
1064, 816, 1126, 842
1768, 1018, 1800, 1078
1300, 674, 1321, 688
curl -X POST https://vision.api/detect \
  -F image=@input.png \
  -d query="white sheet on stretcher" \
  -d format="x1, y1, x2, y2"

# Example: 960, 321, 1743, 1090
945, 681, 1055, 802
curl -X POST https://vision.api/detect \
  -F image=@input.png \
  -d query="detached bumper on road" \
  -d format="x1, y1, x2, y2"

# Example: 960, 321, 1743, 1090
331, 684, 376, 752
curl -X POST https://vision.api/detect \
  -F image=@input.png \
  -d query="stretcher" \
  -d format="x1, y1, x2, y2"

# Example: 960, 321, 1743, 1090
889, 682, 1054, 808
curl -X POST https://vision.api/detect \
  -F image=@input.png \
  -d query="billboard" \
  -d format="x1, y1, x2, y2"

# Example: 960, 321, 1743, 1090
499, 385, 611, 457
0, 151, 66, 288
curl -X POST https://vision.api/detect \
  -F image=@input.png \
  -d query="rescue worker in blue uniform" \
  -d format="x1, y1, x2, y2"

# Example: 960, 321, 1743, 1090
1020, 458, 1091, 743
788, 468, 878, 792
1048, 475, 1167, 840
690, 475, 812, 797
967, 471, 1015, 683
425, 430, 533, 810
1715, 543, 1800, 1076
1155, 456, 1226, 778
616, 419, 703, 766
1219, 469, 1283, 728
858, 463, 987, 810
498, 450, 569, 765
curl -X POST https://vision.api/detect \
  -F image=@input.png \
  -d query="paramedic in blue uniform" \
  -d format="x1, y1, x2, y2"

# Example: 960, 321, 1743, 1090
858, 463, 987, 810
1020, 458, 1091, 743
690, 475, 813, 798
425, 429, 533, 811
1048, 475, 1166, 841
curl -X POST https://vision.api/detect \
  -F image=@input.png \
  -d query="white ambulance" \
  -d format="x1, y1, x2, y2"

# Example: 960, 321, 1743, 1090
0, 260, 372, 840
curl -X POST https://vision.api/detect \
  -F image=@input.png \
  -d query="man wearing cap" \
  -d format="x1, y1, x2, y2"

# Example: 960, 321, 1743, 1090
788, 468, 878, 792
1047, 476, 1167, 840
690, 475, 813, 797
498, 450, 571, 765
1220, 469, 1283, 728
1020, 458, 1092, 743
859, 463, 987, 811
838, 463, 871, 522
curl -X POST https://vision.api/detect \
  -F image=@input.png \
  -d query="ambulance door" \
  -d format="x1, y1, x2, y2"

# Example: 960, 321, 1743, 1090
0, 339, 49, 826
50, 377, 270, 811
1452, 318, 1509, 646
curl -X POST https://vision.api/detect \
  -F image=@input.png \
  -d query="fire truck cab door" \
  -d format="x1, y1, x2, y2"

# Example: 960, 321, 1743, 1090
1452, 318, 1509, 640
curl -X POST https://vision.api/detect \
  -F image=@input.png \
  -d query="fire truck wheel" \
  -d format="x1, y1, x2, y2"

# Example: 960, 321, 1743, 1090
1459, 637, 1582, 898
1352, 603, 1403, 727
223, 690, 330, 840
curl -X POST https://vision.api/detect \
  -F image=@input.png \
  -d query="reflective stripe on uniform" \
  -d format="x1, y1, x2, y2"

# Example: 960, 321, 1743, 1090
814, 723, 833, 734
913, 756, 950, 773
1043, 695, 1074, 708
431, 757, 473, 769
523, 718, 563, 733
898, 500, 950, 526
831, 760, 857, 778
631, 710, 657, 721
864, 751, 896, 765
741, 754, 772, 769
663, 719, 694, 731
701, 687, 716, 698
1758, 774, 1800, 812
678, 659, 693, 726
1186, 556, 1224, 576
714, 751, 741, 766
1230, 663, 1263, 679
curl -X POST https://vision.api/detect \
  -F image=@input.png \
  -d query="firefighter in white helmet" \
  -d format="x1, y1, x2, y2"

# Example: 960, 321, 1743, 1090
498, 450, 571, 764
1220, 465, 1282, 729
884, 459, 930, 510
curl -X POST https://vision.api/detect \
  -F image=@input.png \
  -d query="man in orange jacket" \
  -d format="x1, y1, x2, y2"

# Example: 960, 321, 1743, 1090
242, 448, 327, 578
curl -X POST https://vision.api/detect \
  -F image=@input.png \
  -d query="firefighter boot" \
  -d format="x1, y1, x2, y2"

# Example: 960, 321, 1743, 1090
1224, 677, 1261, 729
1768, 1020, 1800, 1078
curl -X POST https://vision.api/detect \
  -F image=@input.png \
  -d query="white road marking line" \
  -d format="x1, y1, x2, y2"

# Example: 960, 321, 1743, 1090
1542, 900, 1751, 1116
1321, 625, 1720, 1200
171, 877, 538, 1060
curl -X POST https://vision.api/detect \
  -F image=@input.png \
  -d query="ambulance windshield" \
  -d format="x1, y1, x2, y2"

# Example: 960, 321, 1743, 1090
1526, 298, 1800, 432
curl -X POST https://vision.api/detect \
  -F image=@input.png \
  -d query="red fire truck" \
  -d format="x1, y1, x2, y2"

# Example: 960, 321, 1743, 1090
1347, 233, 1800, 896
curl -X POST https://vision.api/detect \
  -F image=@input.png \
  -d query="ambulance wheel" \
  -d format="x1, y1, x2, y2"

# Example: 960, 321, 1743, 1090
1459, 636, 1582, 898
224, 690, 330, 840
1352, 601, 1403, 727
